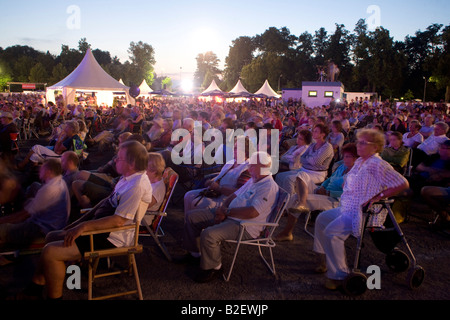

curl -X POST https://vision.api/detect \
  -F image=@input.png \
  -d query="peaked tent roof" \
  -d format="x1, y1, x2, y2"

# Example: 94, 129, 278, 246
48, 48, 129, 91
254, 79, 280, 98
201, 79, 224, 96
138, 79, 153, 96
228, 79, 252, 97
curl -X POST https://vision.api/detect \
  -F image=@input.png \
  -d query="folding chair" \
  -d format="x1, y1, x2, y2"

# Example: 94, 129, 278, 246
140, 167, 178, 261
27, 118, 40, 139
81, 201, 149, 300
223, 188, 290, 281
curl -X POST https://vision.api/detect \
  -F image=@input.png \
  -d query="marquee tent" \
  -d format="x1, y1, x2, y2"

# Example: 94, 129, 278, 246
138, 79, 153, 97
228, 79, 252, 97
254, 79, 280, 98
46, 48, 133, 107
201, 79, 224, 96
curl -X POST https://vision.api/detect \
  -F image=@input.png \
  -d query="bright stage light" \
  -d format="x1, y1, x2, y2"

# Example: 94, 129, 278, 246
181, 79, 193, 92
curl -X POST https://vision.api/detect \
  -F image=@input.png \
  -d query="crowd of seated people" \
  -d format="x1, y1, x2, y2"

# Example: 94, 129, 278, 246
0, 91, 449, 295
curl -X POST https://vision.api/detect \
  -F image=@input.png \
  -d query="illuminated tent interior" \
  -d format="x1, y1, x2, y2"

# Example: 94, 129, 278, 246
46, 48, 133, 107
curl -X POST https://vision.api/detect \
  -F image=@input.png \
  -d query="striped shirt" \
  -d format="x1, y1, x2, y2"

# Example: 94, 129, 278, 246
300, 142, 334, 172
340, 154, 408, 237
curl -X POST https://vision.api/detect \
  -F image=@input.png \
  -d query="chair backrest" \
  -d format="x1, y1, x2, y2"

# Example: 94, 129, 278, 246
404, 147, 413, 177
264, 187, 290, 238
150, 167, 179, 232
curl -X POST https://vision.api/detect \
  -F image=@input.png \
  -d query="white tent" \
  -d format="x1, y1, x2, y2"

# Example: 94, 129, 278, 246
254, 79, 281, 98
46, 48, 133, 107
138, 79, 153, 97
228, 79, 252, 97
201, 79, 224, 96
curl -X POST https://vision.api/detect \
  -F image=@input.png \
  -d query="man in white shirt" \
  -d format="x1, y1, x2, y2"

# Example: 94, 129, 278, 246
0, 158, 70, 250
180, 151, 279, 283
413, 122, 449, 168
417, 122, 449, 156
19, 140, 152, 300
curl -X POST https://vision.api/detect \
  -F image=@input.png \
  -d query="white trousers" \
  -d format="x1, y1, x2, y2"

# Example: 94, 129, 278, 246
313, 207, 353, 280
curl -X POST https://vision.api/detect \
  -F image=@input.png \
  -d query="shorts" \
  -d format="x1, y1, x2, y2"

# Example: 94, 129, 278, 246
75, 232, 116, 256
82, 177, 113, 205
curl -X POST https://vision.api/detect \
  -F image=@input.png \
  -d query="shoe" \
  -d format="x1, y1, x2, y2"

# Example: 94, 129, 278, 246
324, 278, 342, 290
314, 265, 327, 274
194, 268, 223, 283
173, 253, 200, 265
273, 233, 294, 242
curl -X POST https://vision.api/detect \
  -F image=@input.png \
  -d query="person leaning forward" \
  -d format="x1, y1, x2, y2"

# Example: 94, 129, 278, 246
13, 140, 153, 300
178, 151, 279, 283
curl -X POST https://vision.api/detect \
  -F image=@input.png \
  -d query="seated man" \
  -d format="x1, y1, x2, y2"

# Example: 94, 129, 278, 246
0, 158, 70, 250
179, 151, 279, 283
408, 140, 450, 195
413, 121, 449, 167
17, 140, 152, 300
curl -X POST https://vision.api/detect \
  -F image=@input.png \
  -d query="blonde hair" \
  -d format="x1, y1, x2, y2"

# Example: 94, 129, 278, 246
147, 152, 166, 177
356, 129, 386, 153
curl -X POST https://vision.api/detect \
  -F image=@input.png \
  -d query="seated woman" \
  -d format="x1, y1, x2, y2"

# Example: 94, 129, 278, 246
276, 123, 334, 211
279, 130, 312, 172
18, 120, 82, 169
183, 137, 251, 216
274, 143, 358, 241
402, 120, 423, 149
313, 129, 409, 290
381, 131, 411, 173
327, 120, 345, 162
141, 152, 167, 227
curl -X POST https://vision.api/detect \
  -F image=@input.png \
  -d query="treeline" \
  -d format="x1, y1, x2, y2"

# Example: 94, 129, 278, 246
0, 38, 171, 92
195, 19, 450, 101
1, 18, 449, 102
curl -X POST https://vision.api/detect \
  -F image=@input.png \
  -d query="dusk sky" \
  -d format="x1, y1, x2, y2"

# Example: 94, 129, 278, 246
1, 0, 449, 81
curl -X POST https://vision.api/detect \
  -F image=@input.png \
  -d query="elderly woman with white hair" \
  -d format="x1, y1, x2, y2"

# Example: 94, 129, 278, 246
313, 129, 409, 290
18, 120, 83, 169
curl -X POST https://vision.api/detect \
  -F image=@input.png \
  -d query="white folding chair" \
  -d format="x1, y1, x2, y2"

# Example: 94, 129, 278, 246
223, 188, 290, 281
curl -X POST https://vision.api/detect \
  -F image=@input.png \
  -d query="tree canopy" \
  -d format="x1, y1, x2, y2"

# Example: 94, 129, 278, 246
0, 19, 449, 101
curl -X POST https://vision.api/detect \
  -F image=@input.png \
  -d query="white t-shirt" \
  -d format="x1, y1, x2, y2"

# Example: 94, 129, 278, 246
402, 132, 423, 148
108, 171, 153, 247
229, 175, 279, 238
142, 178, 166, 226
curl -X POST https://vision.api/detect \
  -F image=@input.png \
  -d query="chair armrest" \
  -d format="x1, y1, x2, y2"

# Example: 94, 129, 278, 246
145, 211, 167, 217
240, 221, 279, 228
80, 224, 136, 236
80, 208, 93, 215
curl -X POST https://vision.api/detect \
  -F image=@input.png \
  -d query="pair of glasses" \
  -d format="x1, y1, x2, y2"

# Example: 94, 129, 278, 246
356, 140, 375, 146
